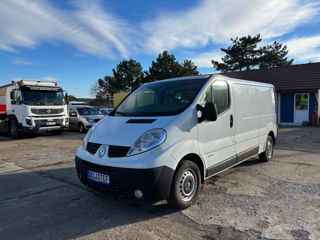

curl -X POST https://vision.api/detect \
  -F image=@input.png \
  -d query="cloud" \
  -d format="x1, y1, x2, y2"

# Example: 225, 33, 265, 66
192, 51, 224, 68
285, 35, 320, 62
0, 0, 130, 58
42, 76, 58, 81
143, 0, 319, 53
13, 59, 35, 66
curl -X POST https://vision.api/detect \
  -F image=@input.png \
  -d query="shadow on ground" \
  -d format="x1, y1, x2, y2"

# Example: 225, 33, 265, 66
0, 167, 179, 240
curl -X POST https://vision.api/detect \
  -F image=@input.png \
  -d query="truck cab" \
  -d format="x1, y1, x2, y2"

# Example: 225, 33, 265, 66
0, 80, 69, 138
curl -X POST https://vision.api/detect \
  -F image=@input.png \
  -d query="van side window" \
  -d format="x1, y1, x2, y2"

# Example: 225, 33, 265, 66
199, 87, 212, 107
212, 81, 229, 115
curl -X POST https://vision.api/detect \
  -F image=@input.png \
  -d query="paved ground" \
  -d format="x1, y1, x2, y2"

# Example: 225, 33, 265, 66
0, 127, 319, 240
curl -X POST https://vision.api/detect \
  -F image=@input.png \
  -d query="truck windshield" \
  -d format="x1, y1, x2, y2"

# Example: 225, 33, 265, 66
115, 79, 207, 116
22, 90, 65, 106
77, 107, 99, 116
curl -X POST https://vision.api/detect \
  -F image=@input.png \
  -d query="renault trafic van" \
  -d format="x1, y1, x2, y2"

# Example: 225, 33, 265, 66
75, 74, 277, 209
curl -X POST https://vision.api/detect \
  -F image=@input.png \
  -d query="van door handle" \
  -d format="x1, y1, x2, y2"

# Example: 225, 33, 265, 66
230, 114, 233, 128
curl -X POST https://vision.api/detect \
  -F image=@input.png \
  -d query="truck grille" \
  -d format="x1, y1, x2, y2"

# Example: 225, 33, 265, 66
31, 108, 64, 114
34, 119, 63, 127
86, 142, 102, 155
108, 145, 130, 158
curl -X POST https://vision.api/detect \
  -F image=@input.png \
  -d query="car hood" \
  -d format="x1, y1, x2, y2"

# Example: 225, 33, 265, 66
88, 115, 177, 146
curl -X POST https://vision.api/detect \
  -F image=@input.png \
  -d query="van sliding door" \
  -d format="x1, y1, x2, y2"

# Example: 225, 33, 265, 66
233, 84, 260, 161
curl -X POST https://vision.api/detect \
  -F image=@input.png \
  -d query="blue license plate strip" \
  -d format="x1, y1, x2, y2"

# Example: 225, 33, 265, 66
87, 170, 110, 184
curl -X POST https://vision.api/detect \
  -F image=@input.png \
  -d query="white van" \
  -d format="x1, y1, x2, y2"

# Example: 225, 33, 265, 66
75, 74, 277, 209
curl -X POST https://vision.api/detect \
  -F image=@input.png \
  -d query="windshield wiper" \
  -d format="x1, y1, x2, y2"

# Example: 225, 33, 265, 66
32, 102, 45, 105
52, 102, 63, 105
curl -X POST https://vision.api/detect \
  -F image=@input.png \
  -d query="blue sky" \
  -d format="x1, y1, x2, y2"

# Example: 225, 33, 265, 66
1, 0, 320, 98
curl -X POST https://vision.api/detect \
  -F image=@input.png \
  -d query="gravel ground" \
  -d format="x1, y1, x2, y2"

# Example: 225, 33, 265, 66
0, 127, 319, 240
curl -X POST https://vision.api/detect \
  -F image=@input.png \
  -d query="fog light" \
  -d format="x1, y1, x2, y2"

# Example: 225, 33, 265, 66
134, 189, 143, 199
65, 117, 69, 124
26, 119, 32, 126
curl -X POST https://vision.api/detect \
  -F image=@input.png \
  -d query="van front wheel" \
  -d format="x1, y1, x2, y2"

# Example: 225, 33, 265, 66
168, 160, 201, 209
259, 136, 274, 162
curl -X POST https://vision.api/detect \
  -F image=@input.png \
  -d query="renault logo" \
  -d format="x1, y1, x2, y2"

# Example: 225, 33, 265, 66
98, 145, 107, 158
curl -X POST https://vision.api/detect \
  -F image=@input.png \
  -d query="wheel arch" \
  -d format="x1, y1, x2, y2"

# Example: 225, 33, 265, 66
178, 153, 205, 184
268, 131, 276, 145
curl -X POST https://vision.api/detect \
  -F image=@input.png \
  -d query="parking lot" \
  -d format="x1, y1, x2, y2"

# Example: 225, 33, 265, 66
0, 127, 319, 240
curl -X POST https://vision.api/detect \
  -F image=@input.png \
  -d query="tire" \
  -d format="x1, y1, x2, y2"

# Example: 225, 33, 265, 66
168, 160, 201, 209
9, 119, 19, 139
78, 123, 85, 133
259, 135, 274, 162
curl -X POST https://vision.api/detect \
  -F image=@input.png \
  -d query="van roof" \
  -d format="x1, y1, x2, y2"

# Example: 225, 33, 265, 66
145, 75, 211, 84
213, 74, 275, 88
143, 74, 274, 88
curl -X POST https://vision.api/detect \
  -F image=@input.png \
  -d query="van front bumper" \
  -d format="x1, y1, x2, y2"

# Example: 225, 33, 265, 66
75, 156, 174, 201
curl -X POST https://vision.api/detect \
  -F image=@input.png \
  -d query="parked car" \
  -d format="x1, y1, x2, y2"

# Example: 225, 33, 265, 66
68, 105, 103, 133
99, 107, 114, 115
75, 74, 277, 209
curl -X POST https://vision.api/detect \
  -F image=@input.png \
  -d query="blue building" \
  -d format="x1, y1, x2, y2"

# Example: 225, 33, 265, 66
223, 62, 320, 125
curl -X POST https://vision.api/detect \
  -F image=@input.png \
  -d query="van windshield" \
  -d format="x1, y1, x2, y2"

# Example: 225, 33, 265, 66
115, 79, 207, 116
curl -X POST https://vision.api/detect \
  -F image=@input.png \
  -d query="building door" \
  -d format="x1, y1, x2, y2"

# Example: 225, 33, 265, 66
294, 93, 309, 124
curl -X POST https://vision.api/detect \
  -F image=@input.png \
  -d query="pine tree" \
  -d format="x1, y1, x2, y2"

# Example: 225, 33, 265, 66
259, 41, 294, 68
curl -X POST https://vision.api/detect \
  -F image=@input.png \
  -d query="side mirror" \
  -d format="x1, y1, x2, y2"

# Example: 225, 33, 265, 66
197, 102, 217, 123
10, 91, 15, 100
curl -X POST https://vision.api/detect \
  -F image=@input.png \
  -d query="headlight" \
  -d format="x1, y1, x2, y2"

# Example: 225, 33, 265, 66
82, 125, 96, 149
127, 128, 166, 156
86, 117, 94, 123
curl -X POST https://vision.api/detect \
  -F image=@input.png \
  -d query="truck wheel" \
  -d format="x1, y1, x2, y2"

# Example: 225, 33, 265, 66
259, 136, 274, 162
9, 119, 19, 139
168, 160, 201, 209
78, 123, 85, 133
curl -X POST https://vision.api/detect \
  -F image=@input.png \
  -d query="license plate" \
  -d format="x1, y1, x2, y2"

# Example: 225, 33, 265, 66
46, 122, 56, 126
87, 170, 110, 184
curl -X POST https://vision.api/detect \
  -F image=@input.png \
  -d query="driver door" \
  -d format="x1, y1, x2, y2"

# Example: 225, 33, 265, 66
197, 80, 236, 177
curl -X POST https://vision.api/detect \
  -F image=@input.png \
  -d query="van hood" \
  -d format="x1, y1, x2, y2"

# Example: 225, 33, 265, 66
88, 116, 177, 146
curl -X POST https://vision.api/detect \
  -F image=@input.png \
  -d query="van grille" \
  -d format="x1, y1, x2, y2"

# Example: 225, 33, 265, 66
108, 145, 130, 157
31, 108, 64, 114
82, 160, 118, 172
86, 142, 102, 155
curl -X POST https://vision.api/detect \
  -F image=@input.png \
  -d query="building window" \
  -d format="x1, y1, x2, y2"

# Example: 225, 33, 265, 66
295, 93, 308, 110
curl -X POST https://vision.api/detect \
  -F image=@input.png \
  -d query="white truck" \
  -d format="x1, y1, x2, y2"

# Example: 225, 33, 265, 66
0, 80, 69, 138
75, 74, 277, 209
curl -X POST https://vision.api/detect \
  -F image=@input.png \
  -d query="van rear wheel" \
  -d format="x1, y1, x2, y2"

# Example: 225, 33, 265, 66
168, 160, 201, 209
259, 136, 274, 162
